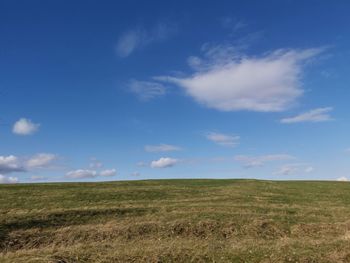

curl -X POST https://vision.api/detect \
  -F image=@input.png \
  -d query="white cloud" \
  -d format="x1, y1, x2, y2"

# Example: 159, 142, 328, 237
130, 172, 140, 176
65, 169, 97, 179
157, 47, 323, 112
206, 132, 240, 147
145, 144, 182, 152
99, 169, 117, 177
337, 176, 348, 182
150, 157, 178, 168
235, 154, 294, 168
0, 174, 18, 184
12, 118, 40, 135
26, 153, 57, 168
128, 80, 166, 101
116, 23, 176, 57
0, 155, 24, 174
281, 107, 333, 124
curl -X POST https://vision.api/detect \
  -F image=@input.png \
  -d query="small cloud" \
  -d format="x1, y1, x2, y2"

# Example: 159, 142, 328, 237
235, 154, 294, 168
337, 176, 348, 182
99, 169, 117, 177
12, 118, 40, 135
128, 79, 166, 101
116, 22, 176, 57
205, 132, 240, 148
281, 107, 333, 124
150, 157, 178, 168
130, 172, 140, 176
0, 174, 18, 184
145, 144, 182, 152
65, 169, 97, 179
26, 153, 57, 169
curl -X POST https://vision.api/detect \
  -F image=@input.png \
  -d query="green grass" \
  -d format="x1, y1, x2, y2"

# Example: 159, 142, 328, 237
1, 179, 350, 262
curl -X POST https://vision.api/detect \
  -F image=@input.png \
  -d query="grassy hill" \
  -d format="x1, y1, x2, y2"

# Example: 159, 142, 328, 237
1, 179, 350, 262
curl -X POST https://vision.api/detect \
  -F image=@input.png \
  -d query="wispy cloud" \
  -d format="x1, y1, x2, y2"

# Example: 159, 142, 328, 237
12, 118, 40, 135
99, 169, 117, 177
66, 167, 117, 179
235, 154, 294, 168
220, 17, 247, 32
26, 153, 58, 169
157, 47, 324, 112
145, 144, 182, 152
116, 22, 177, 57
281, 107, 333, 123
128, 79, 166, 101
150, 157, 178, 168
205, 132, 240, 147
274, 163, 314, 175
65, 169, 97, 179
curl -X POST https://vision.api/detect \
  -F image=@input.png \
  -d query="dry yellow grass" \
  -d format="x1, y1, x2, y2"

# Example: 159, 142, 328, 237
1, 179, 350, 262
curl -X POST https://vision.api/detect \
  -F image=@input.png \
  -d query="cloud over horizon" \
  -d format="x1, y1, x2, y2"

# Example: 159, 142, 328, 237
0, 174, 18, 184
235, 154, 295, 168
66, 169, 97, 179
274, 163, 314, 176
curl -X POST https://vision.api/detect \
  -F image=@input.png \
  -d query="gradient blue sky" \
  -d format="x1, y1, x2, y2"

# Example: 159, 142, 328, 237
1, 0, 350, 183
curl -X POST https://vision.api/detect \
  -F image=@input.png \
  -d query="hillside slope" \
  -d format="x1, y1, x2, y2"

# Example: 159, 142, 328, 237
1, 179, 350, 262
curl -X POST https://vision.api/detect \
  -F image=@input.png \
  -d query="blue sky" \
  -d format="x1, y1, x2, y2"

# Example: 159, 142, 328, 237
1, 0, 350, 183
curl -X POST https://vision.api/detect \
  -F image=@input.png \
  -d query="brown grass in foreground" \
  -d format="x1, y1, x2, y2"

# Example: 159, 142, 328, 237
1, 179, 350, 262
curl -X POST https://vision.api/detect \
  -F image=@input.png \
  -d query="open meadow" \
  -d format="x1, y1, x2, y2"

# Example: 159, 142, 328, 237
1, 179, 350, 262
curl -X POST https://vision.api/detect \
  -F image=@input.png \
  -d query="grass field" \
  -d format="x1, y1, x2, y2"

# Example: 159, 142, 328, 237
1, 179, 350, 262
